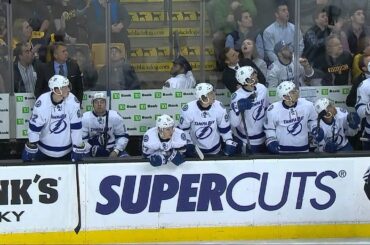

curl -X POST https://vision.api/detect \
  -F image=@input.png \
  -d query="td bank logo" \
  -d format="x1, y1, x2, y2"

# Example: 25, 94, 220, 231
140, 126, 147, 132
133, 92, 141, 99
175, 114, 180, 120
119, 104, 126, 111
269, 91, 276, 97
139, 104, 146, 110
160, 103, 167, 109
83, 94, 87, 101
86, 105, 92, 111
22, 107, 29, 113
155, 92, 162, 98
321, 89, 329, 95
16, 119, 24, 125
134, 115, 141, 121
175, 92, 182, 98
22, 129, 27, 137
113, 93, 120, 99
16, 96, 24, 102
342, 88, 349, 94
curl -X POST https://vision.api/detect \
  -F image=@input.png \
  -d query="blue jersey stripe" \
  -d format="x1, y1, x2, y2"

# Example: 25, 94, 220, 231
218, 125, 231, 134
279, 144, 309, 152
71, 122, 82, 130
236, 128, 265, 140
39, 141, 72, 152
29, 123, 43, 132
200, 141, 221, 154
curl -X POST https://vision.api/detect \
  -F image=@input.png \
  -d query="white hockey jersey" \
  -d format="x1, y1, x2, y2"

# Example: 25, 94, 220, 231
163, 72, 196, 89
229, 84, 269, 146
82, 110, 129, 152
28, 92, 83, 157
315, 107, 358, 152
178, 100, 233, 154
356, 78, 370, 134
142, 127, 187, 158
266, 59, 313, 88
264, 98, 317, 153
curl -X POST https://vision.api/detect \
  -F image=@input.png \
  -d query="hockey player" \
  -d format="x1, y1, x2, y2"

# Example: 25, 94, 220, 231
22, 75, 85, 162
356, 77, 370, 150
142, 114, 187, 167
163, 55, 196, 89
230, 66, 269, 153
178, 83, 238, 156
82, 92, 129, 157
264, 81, 317, 154
313, 98, 360, 152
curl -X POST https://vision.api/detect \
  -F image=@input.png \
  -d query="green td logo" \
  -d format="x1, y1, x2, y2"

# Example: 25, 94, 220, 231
22, 129, 27, 136
119, 104, 126, 110
113, 93, 120, 99
133, 92, 141, 99
160, 103, 167, 109
269, 91, 276, 97
321, 89, 329, 95
83, 94, 87, 100
175, 114, 180, 120
134, 115, 141, 121
139, 104, 146, 110
22, 107, 29, 113
155, 92, 162, 98
16, 96, 23, 102
16, 119, 24, 125
86, 105, 92, 111
175, 92, 182, 98
140, 126, 147, 132
342, 88, 349, 94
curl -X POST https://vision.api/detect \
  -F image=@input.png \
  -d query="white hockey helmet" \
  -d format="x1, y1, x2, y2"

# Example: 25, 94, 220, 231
195, 83, 214, 100
314, 98, 330, 114
235, 66, 255, 85
156, 114, 175, 129
91, 92, 107, 103
276, 81, 296, 100
48, 75, 69, 94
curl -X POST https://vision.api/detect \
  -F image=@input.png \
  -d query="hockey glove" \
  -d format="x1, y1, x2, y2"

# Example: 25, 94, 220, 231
267, 141, 280, 154
184, 144, 197, 157
88, 134, 106, 146
237, 97, 254, 112
347, 112, 361, 129
168, 150, 185, 166
91, 145, 110, 157
224, 139, 238, 156
71, 144, 85, 162
311, 127, 324, 142
22, 142, 38, 162
149, 154, 166, 167
323, 141, 338, 153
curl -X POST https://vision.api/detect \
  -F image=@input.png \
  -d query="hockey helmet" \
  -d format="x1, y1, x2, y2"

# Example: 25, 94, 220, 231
314, 98, 330, 114
276, 81, 297, 100
91, 92, 107, 103
235, 66, 255, 85
195, 83, 214, 100
156, 114, 175, 129
48, 75, 70, 94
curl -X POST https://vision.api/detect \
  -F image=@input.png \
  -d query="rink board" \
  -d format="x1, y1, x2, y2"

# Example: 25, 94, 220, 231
1, 158, 370, 244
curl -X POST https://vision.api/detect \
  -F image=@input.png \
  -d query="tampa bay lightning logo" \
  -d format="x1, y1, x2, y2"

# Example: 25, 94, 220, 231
179, 116, 184, 125
201, 111, 210, 118
252, 104, 265, 121
195, 126, 213, 139
97, 116, 104, 124
287, 118, 303, 136
49, 114, 67, 134
329, 126, 343, 146
162, 142, 169, 150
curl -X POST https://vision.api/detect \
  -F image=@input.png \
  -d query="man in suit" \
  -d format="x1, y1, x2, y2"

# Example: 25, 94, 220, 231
35, 41, 83, 103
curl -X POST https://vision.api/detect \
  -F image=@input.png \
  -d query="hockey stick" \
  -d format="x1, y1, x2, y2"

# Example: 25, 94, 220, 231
360, 137, 370, 142
314, 110, 326, 151
74, 161, 81, 234
194, 144, 204, 160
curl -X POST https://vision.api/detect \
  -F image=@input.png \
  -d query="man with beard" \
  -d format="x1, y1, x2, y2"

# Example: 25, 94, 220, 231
163, 55, 196, 89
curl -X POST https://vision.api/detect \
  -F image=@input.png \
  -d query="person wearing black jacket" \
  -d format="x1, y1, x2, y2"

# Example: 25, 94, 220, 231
221, 47, 266, 93
34, 42, 83, 103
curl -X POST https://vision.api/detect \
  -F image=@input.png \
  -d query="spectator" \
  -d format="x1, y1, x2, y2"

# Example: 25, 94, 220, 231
352, 36, 370, 80
225, 7, 263, 58
87, 0, 131, 58
315, 34, 353, 85
82, 92, 129, 158
13, 42, 44, 93
240, 38, 268, 77
346, 6, 369, 55
70, 47, 98, 91
163, 55, 195, 89
266, 41, 317, 87
12, 18, 33, 48
35, 42, 83, 103
263, 0, 304, 63
96, 46, 140, 90
303, 7, 331, 67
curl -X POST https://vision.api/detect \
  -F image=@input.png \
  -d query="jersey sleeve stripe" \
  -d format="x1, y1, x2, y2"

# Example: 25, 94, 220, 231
29, 123, 43, 132
200, 141, 221, 154
70, 122, 82, 130
236, 128, 265, 139
355, 103, 365, 111
279, 144, 309, 152
218, 125, 231, 133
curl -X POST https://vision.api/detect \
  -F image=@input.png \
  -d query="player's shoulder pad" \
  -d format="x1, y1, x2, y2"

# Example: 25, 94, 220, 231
34, 99, 42, 108
231, 92, 237, 100
267, 104, 274, 111
182, 103, 189, 111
